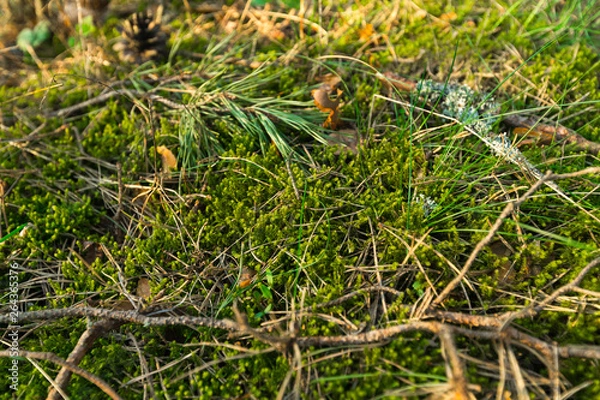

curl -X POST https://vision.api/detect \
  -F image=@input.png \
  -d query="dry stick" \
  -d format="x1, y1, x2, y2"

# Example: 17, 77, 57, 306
6, 306, 600, 367
296, 320, 442, 347
438, 326, 472, 399
549, 166, 600, 180
499, 255, 600, 332
0, 350, 122, 400
47, 319, 125, 400
0, 307, 237, 331
496, 341, 508, 399
292, 318, 600, 363
430, 313, 600, 359
430, 171, 553, 309
47, 90, 125, 118
507, 345, 529, 400
551, 343, 560, 400
9, 305, 600, 361
45, 90, 187, 118
503, 115, 600, 156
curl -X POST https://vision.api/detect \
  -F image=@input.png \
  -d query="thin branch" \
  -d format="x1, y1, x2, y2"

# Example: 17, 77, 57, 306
500, 255, 600, 327
0, 307, 237, 331
296, 320, 442, 347
439, 326, 472, 399
430, 171, 552, 308
428, 312, 600, 359
47, 319, 125, 400
0, 351, 122, 400
503, 115, 600, 155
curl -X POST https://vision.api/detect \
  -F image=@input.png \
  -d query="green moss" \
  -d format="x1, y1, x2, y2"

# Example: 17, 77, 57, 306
1, 0, 599, 398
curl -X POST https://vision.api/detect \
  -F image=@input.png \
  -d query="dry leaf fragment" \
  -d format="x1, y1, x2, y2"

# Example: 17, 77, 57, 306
311, 86, 343, 130
239, 267, 256, 288
376, 71, 417, 93
327, 129, 360, 154
136, 277, 152, 300
156, 145, 177, 172
358, 23, 374, 41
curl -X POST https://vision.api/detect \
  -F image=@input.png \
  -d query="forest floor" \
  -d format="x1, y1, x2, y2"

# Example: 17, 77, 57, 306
1, 0, 599, 398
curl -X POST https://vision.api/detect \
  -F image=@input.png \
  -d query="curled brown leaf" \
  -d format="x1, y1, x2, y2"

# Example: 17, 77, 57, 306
156, 145, 177, 172
311, 86, 343, 130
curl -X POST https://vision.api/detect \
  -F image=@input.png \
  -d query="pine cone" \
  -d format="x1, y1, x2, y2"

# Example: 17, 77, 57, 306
113, 11, 168, 64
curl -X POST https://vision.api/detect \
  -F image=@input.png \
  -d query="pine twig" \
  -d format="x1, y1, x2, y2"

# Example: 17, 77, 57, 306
439, 326, 473, 400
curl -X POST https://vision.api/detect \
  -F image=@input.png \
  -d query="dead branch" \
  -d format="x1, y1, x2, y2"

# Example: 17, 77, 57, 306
47, 319, 125, 400
430, 171, 552, 308
439, 326, 473, 400
0, 307, 237, 331
503, 115, 600, 155
7, 302, 600, 360
428, 312, 600, 360
548, 166, 600, 180
0, 350, 122, 400
295, 320, 442, 347
501, 255, 600, 326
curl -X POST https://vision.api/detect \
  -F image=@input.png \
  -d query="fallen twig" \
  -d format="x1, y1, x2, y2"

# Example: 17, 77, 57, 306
503, 114, 600, 155
439, 326, 474, 399
46, 319, 125, 400
430, 171, 552, 309
0, 350, 122, 400
0, 307, 237, 331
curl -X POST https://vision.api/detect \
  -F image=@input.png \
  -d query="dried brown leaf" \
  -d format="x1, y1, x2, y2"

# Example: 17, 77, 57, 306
136, 278, 152, 300
239, 267, 256, 288
358, 23, 374, 41
311, 86, 343, 130
156, 145, 177, 172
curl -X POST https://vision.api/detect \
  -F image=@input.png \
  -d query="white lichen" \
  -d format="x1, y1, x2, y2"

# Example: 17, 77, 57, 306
413, 193, 438, 217
415, 79, 575, 206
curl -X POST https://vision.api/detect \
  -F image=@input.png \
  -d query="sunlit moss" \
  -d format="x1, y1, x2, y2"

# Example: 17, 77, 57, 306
1, 0, 599, 398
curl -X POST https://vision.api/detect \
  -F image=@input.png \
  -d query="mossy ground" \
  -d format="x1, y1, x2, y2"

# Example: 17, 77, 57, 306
1, 0, 599, 398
